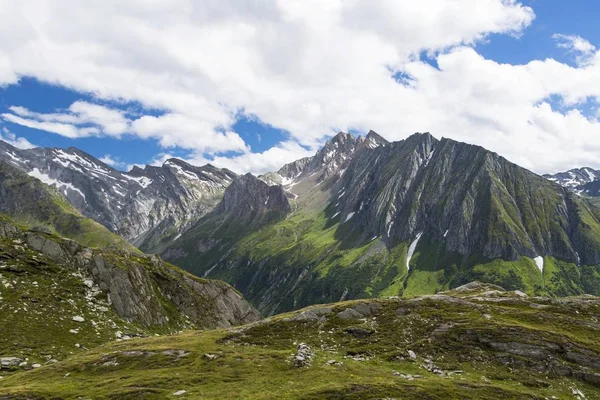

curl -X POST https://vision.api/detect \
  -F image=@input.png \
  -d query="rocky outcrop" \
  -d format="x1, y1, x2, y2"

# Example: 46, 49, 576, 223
262, 130, 389, 188
215, 173, 291, 220
0, 219, 260, 329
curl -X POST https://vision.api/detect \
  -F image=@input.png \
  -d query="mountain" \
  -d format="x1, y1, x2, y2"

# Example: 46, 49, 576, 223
0, 161, 137, 252
2, 282, 599, 399
163, 132, 600, 315
0, 164, 260, 374
545, 167, 600, 207
0, 141, 236, 253
260, 130, 388, 189
544, 167, 600, 191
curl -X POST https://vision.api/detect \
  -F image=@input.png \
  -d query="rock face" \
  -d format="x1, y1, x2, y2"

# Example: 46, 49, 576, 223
0, 141, 236, 253
0, 216, 260, 373
216, 173, 291, 219
164, 132, 600, 315
260, 130, 388, 188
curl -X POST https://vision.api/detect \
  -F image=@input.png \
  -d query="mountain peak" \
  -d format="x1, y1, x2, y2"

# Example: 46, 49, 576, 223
216, 172, 291, 220
364, 130, 389, 148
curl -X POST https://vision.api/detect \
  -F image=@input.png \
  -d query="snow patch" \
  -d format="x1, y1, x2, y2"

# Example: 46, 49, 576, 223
424, 150, 435, 167
406, 232, 423, 271
584, 168, 596, 182
344, 212, 355, 223
387, 221, 395, 237
443, 229, 449, 238
28, 168, 86, 201
166, 161, 200, 181
6, 151, 22, 163
533, 256, 544, 273
123, 174, 153, 188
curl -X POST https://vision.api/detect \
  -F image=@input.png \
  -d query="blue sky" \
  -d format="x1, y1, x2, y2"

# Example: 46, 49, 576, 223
0, 78, 290, 168
0, 1, 599, 174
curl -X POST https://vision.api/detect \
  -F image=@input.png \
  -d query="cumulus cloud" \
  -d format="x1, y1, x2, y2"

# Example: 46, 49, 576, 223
188, 140, 315, 175
0, 126, 36, 149
553, 34, 596, 66
99, 154, 128, 169
1, 102, 126, 138
0, 1, 599, 173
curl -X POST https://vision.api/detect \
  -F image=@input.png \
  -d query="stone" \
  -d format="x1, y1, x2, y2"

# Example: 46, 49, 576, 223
0, 357, 22, 368
203, 353, 218, 361
72, 316, 85, 322
408, 350, 417, 360
336, 308, 364, 320
31, 364, 41, 368
173, 390, 187, 396
352, 302, 381, 317
344, 327, 375, 338
294, 343, 314, 368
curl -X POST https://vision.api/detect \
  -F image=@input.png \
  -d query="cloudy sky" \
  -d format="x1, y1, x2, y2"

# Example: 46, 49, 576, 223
0, 0, 599, 175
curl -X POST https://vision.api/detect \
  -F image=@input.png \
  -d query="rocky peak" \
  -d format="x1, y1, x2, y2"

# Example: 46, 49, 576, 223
216, 173, 291, 219
544, 167, 600, 199
545, 167, 600, 188
363, 130, 389, 148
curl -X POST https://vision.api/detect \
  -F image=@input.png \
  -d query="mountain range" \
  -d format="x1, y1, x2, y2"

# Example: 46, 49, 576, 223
0, 140, 236, 253
1, 132, 600, 399
1, 132, 600, 316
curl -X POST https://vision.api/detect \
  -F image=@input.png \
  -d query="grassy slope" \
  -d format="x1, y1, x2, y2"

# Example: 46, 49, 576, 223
0, 227, 140, 373
0, 215, 259, 380
1, 284, 599, 399
169, 201, 600, 316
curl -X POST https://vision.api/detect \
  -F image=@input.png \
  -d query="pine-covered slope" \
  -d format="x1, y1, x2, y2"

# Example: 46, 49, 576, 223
0, 141, 236, 253
164, 133, 600, 315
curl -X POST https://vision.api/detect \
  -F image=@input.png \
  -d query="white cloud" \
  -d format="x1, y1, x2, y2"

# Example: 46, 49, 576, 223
0, 126, 36, 149
0, 1, 599, 173
99, 154, 127, 169
188, 140, 315, 175
1, 101, 124, 138
553, 33, 596, 66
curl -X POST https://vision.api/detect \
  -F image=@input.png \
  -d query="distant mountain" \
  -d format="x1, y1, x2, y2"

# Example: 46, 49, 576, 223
0, 141, 236, 253
164, 132, 600, 315
544, 167, 600, 193
0, 161, 136, 252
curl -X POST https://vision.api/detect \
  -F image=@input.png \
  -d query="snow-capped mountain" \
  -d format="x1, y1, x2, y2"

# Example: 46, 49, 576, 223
544, 167, 600, 195
0, 140, 236, 252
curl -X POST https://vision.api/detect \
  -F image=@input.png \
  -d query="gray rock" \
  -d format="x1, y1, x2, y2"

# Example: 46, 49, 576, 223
294, 343, 314, 368
0, 357, 22, 368
336, 308, 364, 320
